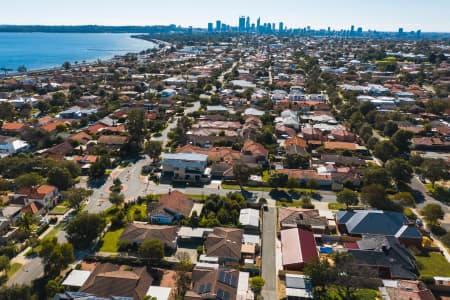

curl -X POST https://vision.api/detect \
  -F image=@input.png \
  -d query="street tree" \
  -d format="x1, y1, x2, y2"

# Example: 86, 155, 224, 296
0, 255, 9, 273
391, 129, 413, 153
373, 140, 398, 164
421, 159, 448, 187
138, 239, 165, 261
66, 213, 106, 249
126, 109, 147, 151
336, 188, 359, 209
361, 184, 390, 210
145, 140, 163, 161
38, 237, 74, 277
390, 192, 416, 207
16, 213, 38, 234
362, 167, 391, 187
385, 158, 413, 185
109, 192, 125, 207
249, 276, 265, 293
233, 162, 251, 189
383, 121, 398, 137
304, 258, 335, 299
421, 204, 445, 226
89, 156, 110, 179
62, 188, 93, 211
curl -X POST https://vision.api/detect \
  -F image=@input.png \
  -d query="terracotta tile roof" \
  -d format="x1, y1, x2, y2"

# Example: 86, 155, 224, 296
148, 191, 194, 218
176, 145, 241, 162
2, 122, 25, 131
120, 223, 178, 249
37, 116, 54, 126
69, 132, 93, 144
87, 123, 107, 134
15, 185, 57, 201
73, 155, 98, 164
20, 201, 44, 215
242, 140, 269, 156
324, 141, 358, 151
278, 169, 331, 181
41, 120, 69, 132
205, 227, 243, 260
98, 135, 128, 145
285, 136, 307, 148
80, 263, 153, 300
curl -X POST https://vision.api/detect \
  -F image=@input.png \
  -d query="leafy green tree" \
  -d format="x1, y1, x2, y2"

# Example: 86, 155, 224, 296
304, 258, 335, 299
89, 156, 110, 179
361, 184, 389, 210
109, 192, 125, 207
390, 192, 416, 207
421, 159, 448, 187
138, 239, 165, 261
47, 167, 73, 190
268, 173, 288, 188
307, 178, 319, 190
145, 140, 162, 161
385, 158, 413, 185
66, 213, 106, 249
38, 237, 74, 277
62, 188, 92, 210
0, 102, 16, 121
62, 61, 71, 70
249, 276, 265, 293
383, 121, 398, 137
14, 172, 45, 189
421, 204, 444, 226
126, 109, 147, 151
16, 213, 38, 234
373, 140, 398, 164
285, 154, 309, 169
233, 162, 251, 189
391, 129, 413, 153
363, 167, 391, 187
45, 278, 64, 298
336, 188, 359, 209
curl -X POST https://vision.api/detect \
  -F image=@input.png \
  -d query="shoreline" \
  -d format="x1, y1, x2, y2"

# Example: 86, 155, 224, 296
0, 33, 161, 77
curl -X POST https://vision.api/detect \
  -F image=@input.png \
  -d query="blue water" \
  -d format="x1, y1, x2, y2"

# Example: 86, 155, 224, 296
0, 32, 155, 71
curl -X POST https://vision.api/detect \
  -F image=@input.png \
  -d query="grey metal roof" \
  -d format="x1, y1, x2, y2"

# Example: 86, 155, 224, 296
162, 152, 208, 161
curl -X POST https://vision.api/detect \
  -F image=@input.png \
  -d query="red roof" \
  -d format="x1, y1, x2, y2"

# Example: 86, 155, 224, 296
281, 228, 318, 268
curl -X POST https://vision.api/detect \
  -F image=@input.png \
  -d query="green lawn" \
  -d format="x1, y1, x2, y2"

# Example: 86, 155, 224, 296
100, 228, 124, 253
262, 170, 270, 182
328, 202, 365, 210
325, 287, 379, 300
416, 252, 450, 277
44, 223, 63, 240
49, 205, 69, 215
127, 203, 147, 221
6, 263, 22, 279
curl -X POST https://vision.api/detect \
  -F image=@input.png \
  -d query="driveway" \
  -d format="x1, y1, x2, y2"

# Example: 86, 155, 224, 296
261, 206, 277, 300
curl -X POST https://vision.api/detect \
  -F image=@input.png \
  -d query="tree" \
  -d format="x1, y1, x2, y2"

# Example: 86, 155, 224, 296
390, 192, 416, 207
361, 184, 390, 210
126, 109, 147, 151
233, 162, 251, 189
304, 258, 335, 299
285, 153, 309, 169
62, 61, 71, 70
89, 156, 110, 179
249, 276, 265, 293
422, 159, 448, 187
383, 121, 398, 137
16, 65, 27, 73
145, 141, 162, 161
138, 239, 164, 261
421, 204, 444, 226
0, 102, 16, 121
47, 167, 72, 190
45, 279, 64, 298
0, 255, 9, 273
16, 213, 38, 234
66, 213, 106, 249
14, 172, 45, 189
385, 158, 413, 185
109, 192, 125, 206
391, 130, 413, 153
268, 173, 288, 188
336, 188, 359, 209
38, 237, 74, 277
373, 140, 398, 164
307, 178, 319, 190
62, 188, 92, 211
362, 167, 391, 187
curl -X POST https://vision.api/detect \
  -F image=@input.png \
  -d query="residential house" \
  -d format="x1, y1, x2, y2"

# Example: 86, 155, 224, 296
97, 135, 128, 151
285, 274, 314, 300
379, 279, 435, 300
119, 223, 178, 253
147, 191, 194, 224
1, 122, 26, 136
11, 185, 59, 210
205, 227, 244, 263
162, 153, 210, 183
347, 235, 419, 280
0, 136, 29, 157
78, 263, 153, 300
177, 227, 214, 247
277, 169, 333, 187
241, 140, 269, 166
278, 207, 330, 233
239, 208, 260, 233
281, 228, 319, 271
336, 210, 422, 247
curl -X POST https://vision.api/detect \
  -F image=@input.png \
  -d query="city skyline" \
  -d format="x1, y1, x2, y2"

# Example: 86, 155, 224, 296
1, 0, 449, 32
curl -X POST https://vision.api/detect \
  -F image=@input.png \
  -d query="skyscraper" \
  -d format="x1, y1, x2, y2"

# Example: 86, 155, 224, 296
246, 16, 250, 32
207, 22, 213, 33
279, 22, 284, 33
239, 16, 245, 32
216, 20, 221, 32
350, 25, 355, 34
256, 17, 261, 33
398, 27, 404, 35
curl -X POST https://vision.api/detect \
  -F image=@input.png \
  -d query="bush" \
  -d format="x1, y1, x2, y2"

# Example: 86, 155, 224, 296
430, 225, 447, 236
403, 208, 417, 219
419, 275, 435, 285
441, 232, 450, 248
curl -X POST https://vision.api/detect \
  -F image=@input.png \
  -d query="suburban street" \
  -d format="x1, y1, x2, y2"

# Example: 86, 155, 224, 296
7, 257, 43, 287
261, 206, 277, 300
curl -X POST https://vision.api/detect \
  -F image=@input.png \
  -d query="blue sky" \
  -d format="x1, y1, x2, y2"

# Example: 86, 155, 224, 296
2, 0, 449, 32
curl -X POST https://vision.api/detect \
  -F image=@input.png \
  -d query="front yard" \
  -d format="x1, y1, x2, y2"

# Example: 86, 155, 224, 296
415, 252, 450, 277
99, 228, 124, 253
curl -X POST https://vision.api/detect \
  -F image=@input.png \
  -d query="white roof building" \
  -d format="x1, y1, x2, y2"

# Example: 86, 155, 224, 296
239, 208, 260, 229
62, 270, 91, 288
146, 286, 172, 300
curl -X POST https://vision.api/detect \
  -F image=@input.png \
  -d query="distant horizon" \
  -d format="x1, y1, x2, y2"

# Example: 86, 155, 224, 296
2, 0, 449, 33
